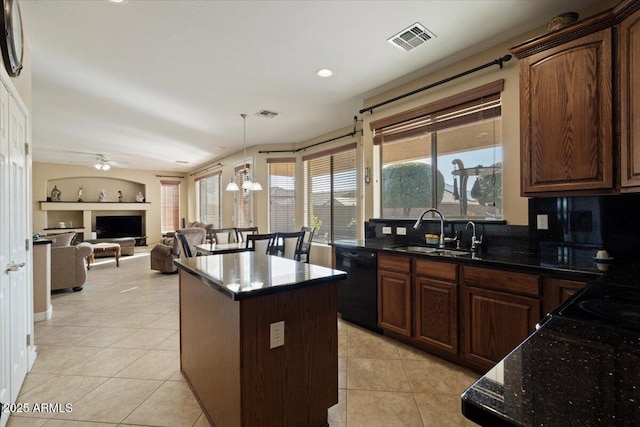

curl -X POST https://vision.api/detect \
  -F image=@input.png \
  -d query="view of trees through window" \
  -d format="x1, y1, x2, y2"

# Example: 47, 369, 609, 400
381, 115, 502, 220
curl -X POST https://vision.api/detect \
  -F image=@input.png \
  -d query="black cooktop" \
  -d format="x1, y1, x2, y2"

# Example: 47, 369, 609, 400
557, 282, 640, 331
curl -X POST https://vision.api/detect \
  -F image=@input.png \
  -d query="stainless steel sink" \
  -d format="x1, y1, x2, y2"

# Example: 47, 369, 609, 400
392, 245, 471, 257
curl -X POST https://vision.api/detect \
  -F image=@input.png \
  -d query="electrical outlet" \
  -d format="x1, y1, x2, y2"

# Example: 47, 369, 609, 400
382, 227, 392, 235
270, 321, 285, 349
396, 227, 406, 235
536, 214, 549, 230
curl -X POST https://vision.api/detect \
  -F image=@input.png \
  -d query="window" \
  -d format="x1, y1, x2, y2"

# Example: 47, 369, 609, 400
235, 164, 252, 227
268, 158, 296, 233
160, 181, 180, 233
196, 172, 221, 227
373, 80, 503, 220
303, 143, 357, 243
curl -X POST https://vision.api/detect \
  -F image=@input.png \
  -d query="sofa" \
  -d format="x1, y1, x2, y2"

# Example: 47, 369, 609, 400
151, 227, 206, 273
49, 232, 94, 291
84, 237, 135, 256
162, 221, 212, 245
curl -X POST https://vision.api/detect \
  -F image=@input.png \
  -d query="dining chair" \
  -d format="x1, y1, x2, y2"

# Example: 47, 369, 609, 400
211, 227, 240, 244
176, 232, 193, 258
245, 233, 275, 255
298, 226, 316, 263
236, 227, 259, 243
274, 231, 305, 261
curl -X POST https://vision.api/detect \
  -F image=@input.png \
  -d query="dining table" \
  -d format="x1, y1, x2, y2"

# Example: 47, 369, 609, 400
195, 242, 248, 255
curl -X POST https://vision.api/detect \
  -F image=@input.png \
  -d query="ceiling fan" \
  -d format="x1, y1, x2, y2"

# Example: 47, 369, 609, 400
37, 148, 129, 170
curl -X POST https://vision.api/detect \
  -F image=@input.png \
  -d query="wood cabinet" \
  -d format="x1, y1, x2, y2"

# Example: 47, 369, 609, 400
543, 277, 587, 315
462, 266, 541, 370
620, 7, 640, 188
414, 259, 458, 355
516, 28, 613, 194
377, 254, 412, 337
511, 0, 640, 196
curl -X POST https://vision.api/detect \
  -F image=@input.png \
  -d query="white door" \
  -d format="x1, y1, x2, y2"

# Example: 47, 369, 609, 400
0, 81, 10, 427
8, 92, 28, 403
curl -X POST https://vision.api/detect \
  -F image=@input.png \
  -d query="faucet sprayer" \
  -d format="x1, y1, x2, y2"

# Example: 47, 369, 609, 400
413, 208, 445, 248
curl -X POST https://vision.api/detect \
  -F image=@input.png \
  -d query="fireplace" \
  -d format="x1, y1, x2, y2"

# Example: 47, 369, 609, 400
96, 215, 143, 239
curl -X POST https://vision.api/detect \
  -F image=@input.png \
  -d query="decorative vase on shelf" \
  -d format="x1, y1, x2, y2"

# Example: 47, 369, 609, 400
50, 185, 61, 202
136, 191, 144, 202
98, 189, 108, 202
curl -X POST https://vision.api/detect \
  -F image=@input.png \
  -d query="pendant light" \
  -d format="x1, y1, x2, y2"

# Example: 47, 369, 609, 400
238, 114, 262, 191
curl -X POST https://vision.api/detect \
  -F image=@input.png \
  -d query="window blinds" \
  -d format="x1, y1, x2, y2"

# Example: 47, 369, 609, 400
160, 181, 180, 233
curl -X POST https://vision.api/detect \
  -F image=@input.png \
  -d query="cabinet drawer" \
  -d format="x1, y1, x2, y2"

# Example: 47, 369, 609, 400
378, 254, 411, 273
415, 259, 457, 282
463, 266, 541, 297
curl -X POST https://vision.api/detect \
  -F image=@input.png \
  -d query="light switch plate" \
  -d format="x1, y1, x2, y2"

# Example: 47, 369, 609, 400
382, 227, 392, 234
536, 214, 549, 230
396, 227, 406, 235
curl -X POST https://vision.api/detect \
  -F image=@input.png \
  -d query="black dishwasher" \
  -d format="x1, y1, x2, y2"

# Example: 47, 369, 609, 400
334, 247, 381, 334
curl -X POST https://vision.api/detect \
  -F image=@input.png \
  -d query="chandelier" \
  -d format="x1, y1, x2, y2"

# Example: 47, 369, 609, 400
226, 114, 262, 191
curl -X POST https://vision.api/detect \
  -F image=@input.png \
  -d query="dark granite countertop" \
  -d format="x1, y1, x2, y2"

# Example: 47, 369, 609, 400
461, 312, 640, 426
174, 252, 347, 300
332, 239, 603, 279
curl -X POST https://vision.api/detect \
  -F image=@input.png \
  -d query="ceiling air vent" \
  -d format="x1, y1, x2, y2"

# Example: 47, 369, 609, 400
255, 109, 280, 119
388, 23, 435, 52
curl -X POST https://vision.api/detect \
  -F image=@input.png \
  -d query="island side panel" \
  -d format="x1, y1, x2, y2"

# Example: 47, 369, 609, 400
179, 270, 242, 427
240, 282, 338, 427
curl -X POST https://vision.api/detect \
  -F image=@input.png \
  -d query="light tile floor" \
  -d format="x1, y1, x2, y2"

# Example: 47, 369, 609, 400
9, 251, 478, 427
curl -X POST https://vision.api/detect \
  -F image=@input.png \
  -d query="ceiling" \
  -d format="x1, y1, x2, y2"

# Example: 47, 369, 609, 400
20, 0, 604, 172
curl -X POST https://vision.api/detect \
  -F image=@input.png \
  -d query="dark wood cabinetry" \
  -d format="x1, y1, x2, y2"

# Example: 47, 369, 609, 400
377, 254, 412, 337
511, 0, 640, 196
516, 29, 613, 194
414, 259, 458, 355
462, 266, 541, 371
620, 7, 640, 188
543, 277, 587, 315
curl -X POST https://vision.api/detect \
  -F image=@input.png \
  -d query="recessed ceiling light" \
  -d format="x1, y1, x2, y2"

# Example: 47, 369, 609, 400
317, 68, 333, 78
215, 146, 226, 150
175, 160, 189, 164
109, 0, 128, 4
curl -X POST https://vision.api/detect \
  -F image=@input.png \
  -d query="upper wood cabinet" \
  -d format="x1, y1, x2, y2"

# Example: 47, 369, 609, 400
516, 29, 613, 194
511, 0, 640, 196
620, 7, 640, 188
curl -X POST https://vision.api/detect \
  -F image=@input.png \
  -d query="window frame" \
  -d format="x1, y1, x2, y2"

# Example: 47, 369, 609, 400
303, 142, 357, 244
267, 158, 296, 233
195, 171, 221, 227
160, 180, 180, 233
372, 80, 504, 220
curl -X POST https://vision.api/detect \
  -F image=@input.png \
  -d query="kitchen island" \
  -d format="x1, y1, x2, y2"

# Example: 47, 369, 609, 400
175, 252, 347, 427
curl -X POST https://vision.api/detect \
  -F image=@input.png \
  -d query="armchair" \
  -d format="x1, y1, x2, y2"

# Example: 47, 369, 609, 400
151, 227, 206, 273
51, 242, 94, 291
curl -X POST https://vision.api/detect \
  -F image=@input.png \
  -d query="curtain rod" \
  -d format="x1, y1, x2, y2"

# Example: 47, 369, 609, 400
155, 175, 185, 178
359, 54, 512, 115
259, 117, 360, 154
189, 162, 223, 177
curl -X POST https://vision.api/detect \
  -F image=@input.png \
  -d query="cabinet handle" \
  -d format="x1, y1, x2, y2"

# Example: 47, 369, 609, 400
4, 262, 25, 274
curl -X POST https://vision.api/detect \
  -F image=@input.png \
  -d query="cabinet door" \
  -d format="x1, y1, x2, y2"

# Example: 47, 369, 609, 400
464, 286, 540, 370
377, 269, 411, 337
520, 28, 613, 194
543, 277, 586, 315
414, 277, 458, 354
620, 8, 640, 188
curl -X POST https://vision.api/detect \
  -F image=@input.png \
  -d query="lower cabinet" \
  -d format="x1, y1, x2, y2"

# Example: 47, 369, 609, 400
462, 266, 542, 371
543, 277, 587, 315
376, 254, 586, 373
414, 259, 459, 355
377, 255, 412, 337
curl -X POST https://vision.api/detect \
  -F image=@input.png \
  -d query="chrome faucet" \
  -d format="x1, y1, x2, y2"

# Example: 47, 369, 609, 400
413, 208, 445, 248
465, 221, 483, 252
